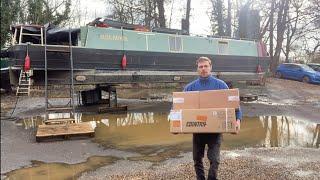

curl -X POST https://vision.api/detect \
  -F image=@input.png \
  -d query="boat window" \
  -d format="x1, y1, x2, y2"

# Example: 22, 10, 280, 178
169, 36, 175, 51
218, 41, 228, 54
169, 36, 182, 52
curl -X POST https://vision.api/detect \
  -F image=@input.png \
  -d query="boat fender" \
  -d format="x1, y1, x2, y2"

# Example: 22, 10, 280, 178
24, 54, 30, 71
121, 54, 127, 70
24, 44, 30, 71
256, 64, 262, 73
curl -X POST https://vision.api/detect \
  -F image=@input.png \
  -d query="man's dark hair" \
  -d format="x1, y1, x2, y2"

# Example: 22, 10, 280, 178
196, 56, 212, 65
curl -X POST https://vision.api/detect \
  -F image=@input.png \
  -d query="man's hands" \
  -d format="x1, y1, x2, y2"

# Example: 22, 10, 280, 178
231, 119, 241, 134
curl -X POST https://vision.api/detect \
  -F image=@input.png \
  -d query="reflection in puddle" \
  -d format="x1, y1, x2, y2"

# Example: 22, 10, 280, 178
5, 156, 119, 180
259, 116, 320, 148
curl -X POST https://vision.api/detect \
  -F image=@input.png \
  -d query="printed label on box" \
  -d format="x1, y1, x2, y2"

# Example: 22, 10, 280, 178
186, 121, 207, 127
172, 121, 181, 127
173, 98, 185, 104
196, 115, 208, 122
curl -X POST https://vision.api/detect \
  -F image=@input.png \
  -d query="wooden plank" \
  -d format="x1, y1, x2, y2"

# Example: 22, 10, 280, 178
44, 118, 76, 125
36, 122, 95, 141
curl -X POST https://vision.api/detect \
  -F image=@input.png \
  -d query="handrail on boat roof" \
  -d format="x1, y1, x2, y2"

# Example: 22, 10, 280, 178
11, 24, 44, 29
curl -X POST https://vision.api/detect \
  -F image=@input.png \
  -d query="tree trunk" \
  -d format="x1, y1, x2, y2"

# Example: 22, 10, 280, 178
273, 0, 290, 71
185, 0, 191, 34
156, 0, 166, 28
226, 0, 232, 36
217, 0, 224, 36
285, 23, 290, 63
153, 1, 158, 27
269, 0, 275, 72
270, 116, 279, 147
144, 0, 151, 27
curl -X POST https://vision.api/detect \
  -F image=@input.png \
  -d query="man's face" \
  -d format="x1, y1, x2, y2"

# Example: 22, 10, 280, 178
197, 60, 212, 78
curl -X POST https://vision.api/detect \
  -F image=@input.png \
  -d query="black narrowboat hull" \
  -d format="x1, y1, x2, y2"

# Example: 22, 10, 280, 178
7, 44, 270, 73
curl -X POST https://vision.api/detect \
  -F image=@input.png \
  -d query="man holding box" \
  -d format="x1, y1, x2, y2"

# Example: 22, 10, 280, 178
184, 56, 242, 180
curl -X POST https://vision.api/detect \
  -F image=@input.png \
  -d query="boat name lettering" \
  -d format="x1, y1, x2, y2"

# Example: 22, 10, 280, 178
100, 34, 128, 41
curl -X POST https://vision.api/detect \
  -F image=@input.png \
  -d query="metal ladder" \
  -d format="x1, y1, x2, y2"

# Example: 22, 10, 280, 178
16, 70, 32, 96
14, 25, 44, 97
12, 25, 44, 45
44, 27, 75, 124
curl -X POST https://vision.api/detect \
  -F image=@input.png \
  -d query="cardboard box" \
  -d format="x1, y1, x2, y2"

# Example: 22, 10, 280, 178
169, 108, 237, 133
172, 89, 240, 110
172, 91, 199, 110
199, 89, 240, 109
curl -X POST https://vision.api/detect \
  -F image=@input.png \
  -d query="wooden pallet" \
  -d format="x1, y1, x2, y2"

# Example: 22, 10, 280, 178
36, 122, 95, 142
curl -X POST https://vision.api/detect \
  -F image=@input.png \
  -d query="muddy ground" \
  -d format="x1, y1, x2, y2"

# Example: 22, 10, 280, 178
1, 78, 320, 179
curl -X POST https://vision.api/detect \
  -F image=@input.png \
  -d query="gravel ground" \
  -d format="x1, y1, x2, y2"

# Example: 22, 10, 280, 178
79, 148, 320, 180
1, 78, 320, 179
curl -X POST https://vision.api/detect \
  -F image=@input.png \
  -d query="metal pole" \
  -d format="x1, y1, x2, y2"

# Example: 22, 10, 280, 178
44, 27, 48, 121
69, 26, 75, 115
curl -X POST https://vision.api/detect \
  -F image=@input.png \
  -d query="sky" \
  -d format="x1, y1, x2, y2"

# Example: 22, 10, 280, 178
76, 0, 212, 35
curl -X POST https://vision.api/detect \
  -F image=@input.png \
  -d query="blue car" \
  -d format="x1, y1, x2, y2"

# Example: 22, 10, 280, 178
276, 63, 320, 84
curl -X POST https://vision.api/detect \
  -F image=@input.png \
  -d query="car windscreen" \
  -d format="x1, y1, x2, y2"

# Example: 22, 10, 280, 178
301, 64, 316, 72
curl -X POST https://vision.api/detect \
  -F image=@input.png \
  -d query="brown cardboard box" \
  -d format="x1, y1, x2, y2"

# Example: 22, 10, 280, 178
172, 91, 199, 110
199, 89, 240, 109
169, 108, 237, 133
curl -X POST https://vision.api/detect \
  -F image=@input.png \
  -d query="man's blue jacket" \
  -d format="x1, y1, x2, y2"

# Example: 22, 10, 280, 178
183, 75, 242, 120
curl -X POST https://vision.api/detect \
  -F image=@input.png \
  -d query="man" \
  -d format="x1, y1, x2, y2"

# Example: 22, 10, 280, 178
184, 56, 242, 180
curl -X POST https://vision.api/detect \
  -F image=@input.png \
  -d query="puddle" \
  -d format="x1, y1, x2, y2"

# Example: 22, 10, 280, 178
5, 156, 120, 180
16, 112, 320, 151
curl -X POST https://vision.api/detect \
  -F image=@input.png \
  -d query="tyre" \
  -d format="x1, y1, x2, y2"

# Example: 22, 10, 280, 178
275, 72, 282, 78
302, 76, 310, 83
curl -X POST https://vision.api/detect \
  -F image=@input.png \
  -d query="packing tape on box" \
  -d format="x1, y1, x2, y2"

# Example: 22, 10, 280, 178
228, 96, 239, 101
169, 110, 182, 120
173, 98, 184, 104
225, 108, 228, 131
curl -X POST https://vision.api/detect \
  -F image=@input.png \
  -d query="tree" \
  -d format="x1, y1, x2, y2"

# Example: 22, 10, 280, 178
273, 0, 289, 66
1, 0, 72, 48
209, 0, 225, 36
267, 0, 290, 73
238, 3, 249, 39
283, 0, 303, 62
1, 0, 20, 48
23, 0, 71, 25
107, 0, 168, 28
308, 0, 320, 62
